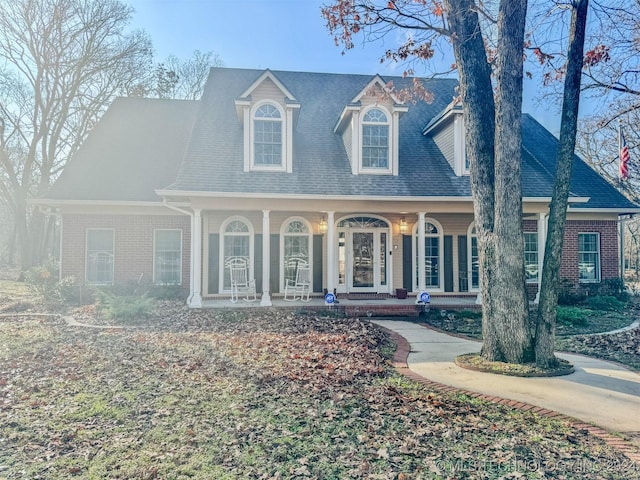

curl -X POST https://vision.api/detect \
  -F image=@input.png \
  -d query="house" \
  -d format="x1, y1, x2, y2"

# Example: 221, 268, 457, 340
37, 67, 639, 308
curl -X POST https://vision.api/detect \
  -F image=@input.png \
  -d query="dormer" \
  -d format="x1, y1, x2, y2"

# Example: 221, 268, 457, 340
235, 70, 300, 173
423, 101, 468, 176
334, 75, 408, 176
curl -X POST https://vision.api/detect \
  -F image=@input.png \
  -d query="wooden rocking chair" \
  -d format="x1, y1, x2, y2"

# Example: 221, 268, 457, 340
228, 258, 256, 303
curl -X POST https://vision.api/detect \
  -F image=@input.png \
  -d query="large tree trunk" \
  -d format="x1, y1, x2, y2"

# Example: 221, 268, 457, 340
536, 0, 590, 368
445, 0, 533, 363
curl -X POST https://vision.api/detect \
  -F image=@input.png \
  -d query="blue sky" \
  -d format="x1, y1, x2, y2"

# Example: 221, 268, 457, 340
128, 0, 562, 132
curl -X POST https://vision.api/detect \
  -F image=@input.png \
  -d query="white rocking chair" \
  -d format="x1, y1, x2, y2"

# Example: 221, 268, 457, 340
284, 260, 311, 302
228, 258, 256, 303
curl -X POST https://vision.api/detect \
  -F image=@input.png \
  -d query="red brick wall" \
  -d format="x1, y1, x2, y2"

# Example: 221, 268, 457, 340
61, 214, 191, 286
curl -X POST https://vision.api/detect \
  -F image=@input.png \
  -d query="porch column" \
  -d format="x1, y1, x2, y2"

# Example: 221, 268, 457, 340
417, 212, 426, 292
326, 211, 336, 294
534, 213, 548, 303
188, 208, 203, 308
260, 210, 272, 306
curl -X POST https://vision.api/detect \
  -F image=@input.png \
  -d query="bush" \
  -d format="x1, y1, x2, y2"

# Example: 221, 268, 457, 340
23, 259, 59, 299
557, 280, 586, 306
556, 306, 589, 326
585, 295, 625, 312
56, 276, 95, 306
96, 291, 154, 321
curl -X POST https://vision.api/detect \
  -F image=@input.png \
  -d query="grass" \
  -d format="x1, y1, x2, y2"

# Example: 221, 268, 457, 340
1, 309, 638, 479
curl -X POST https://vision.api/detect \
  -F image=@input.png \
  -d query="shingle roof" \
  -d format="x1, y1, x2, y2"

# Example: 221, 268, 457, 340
43, 67, 636, 211
45, 97, 199, 202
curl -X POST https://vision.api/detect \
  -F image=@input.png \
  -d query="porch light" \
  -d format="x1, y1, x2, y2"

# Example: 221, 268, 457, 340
319, 216, 327, 233
399, 216, 408, 234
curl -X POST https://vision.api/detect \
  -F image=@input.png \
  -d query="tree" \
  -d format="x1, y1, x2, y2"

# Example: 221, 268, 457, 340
535, 0, 590, 368
323, 0, 592, 366
0, 0, 152, 271
133, 50, 223, 100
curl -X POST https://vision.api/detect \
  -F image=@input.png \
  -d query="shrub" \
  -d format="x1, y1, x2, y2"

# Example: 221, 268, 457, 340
600, 278, 629, 301
96, 291, 154, 321
556, 306, 589, 326
56, 276, 95, 306
585, 295, 625, 312
23, 258, 59, 299
557, 280, 586, 306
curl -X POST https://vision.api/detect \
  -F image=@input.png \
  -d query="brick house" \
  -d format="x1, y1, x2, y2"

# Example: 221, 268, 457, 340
36, 68, 638, 307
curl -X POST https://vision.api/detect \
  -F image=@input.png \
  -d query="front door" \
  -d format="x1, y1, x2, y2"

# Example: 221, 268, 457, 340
338, 226, 389, 293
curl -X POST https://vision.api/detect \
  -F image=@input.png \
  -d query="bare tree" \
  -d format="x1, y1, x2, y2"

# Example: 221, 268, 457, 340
0, 0, 152, 270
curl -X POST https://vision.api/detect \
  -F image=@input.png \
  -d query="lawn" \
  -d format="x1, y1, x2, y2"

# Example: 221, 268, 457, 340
0, 283, 639, 479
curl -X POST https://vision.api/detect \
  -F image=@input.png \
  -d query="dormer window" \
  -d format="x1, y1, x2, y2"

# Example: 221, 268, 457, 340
253, 103, 283, 168
362, 108, 390, 170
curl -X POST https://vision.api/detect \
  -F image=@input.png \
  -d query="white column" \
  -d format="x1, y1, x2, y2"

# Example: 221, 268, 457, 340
418, 212, 426, 292
188, 208, 203, 308
260, 210, 272, 306
534, 213, 548, 304
326, 211, 336, 294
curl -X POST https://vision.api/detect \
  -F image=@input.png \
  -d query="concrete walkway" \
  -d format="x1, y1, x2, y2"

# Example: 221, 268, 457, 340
373, 320, 640, 436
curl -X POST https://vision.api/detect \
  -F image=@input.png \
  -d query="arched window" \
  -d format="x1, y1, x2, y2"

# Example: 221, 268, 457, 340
281, 218, 312, 289
253, 103, 283, 167
467, 223, 479, 291
362, 108, 389, 169
413, 219, 443, 290
220, 217, 253, 291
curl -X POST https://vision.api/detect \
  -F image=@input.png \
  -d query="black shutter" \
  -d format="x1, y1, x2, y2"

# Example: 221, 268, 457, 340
270, 234, 279, 293
402, 234, 412, 291
255, 234, 262, 292
444, 235, 453, 292
313, 235, 323, 293
458, 236, 468, 292
208, 234, 219, 294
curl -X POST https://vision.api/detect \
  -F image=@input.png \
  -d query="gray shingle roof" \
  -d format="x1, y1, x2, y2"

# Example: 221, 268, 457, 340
43, 67, 636, 211
45, 97, 199, 202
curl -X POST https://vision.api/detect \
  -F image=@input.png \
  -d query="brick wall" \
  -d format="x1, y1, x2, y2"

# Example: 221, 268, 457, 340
561, 220, 618, 284
61, 214, 191, 286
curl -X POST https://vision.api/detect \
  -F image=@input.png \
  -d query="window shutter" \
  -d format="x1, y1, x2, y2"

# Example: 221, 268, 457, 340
458, 236, 468, 292
208, 234, 219, 294
270, 234, 279, 293
255, 234, 262, 292
444, 235, 453, 292
313, 235, 323, 293
402, 234, 412, 291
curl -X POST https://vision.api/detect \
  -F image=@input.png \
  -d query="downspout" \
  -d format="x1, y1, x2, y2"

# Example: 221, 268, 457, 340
162, 198, 202, 308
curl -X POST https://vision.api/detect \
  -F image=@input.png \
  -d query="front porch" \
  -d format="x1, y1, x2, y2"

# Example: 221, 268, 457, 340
201, 293, 480, 317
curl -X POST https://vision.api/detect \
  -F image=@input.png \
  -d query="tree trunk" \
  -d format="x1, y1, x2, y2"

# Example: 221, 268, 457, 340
490, 0, 533, 363
536, 0, 590, 368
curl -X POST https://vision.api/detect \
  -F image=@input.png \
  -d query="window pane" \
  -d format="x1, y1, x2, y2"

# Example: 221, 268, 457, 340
283, 236, 309, 284
362, 124, 389, 169
223, 233, 250, 289
579, 233, 600, 282
524, 233, 538, 282
87, 230, 114, 284
471, 236, 479, 289
254, 119, 282, 165
155, 230, 181, 285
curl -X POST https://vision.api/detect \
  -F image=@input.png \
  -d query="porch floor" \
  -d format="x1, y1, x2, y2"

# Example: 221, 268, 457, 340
201, 294, 480, 317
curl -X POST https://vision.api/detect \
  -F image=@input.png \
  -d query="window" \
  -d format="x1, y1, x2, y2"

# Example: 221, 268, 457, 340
579, 233, 600, 283
362, 108, 389, 169
524, 233, 539, 283
86, 229, 114, 285
281, 218, 311, 289
414, 219, 442, 290
253, 103, 282, 167
468, 224, 479, 291
154, 230, 182, 285
221, 218, 253, 291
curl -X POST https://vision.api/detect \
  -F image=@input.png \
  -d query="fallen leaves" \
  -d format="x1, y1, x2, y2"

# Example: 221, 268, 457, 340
0, 304, 637, 479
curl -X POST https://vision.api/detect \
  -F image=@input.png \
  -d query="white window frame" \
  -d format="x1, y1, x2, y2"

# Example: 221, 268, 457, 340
280, 217, 313, 292
524, 232, 539, 283
412, 218, 444, 292
85, 228, 115, 285
219, 216, 254, 293
467, 223, 479, 292
578, 232, 601, 283
360, 106, 391, 174
250, 101, 286, 172
153, 229, 183, 285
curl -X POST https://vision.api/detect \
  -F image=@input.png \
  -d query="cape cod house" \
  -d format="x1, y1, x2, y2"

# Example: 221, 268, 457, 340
37, 68, 638, 308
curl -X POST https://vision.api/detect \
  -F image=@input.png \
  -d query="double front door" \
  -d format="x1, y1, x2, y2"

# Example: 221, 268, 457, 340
338, 228, 389, 293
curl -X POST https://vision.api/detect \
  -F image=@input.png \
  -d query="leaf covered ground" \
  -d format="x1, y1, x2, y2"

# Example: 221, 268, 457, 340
1, 299, 638, 479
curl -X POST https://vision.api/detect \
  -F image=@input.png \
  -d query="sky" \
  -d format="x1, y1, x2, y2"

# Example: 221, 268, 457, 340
127, 0, 563, 133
